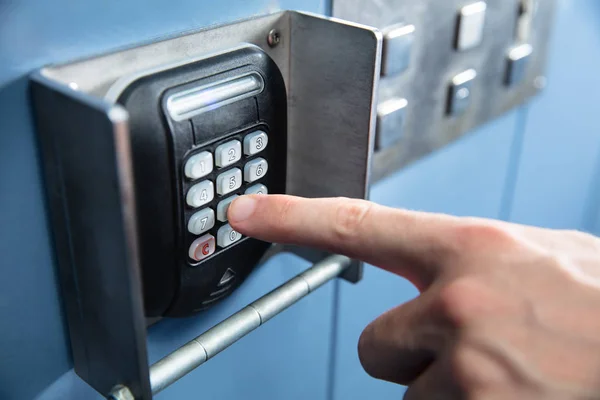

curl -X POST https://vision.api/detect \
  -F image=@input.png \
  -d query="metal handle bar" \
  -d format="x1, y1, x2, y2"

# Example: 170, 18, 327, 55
109, 254, 351, 399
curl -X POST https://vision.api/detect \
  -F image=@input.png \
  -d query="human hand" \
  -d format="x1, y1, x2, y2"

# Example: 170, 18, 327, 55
228, 194, 600, 399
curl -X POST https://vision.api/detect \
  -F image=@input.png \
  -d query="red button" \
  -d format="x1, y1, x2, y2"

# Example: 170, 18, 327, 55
189, 234, 215, 261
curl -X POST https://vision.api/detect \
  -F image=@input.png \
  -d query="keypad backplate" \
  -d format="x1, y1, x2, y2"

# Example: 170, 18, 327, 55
117, 46, 287, 317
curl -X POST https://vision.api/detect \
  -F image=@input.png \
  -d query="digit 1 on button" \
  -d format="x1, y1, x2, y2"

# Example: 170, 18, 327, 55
184, 151, 213, 180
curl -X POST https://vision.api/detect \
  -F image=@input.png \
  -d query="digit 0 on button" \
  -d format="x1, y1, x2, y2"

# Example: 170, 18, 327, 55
189, 234, 216, 261
217, 224, 242, 248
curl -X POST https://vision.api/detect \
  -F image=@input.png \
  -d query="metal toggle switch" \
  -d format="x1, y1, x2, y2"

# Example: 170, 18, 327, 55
448, 69, 477, 116
381, 23, 415, 76
376, 98, 408, 150
506, 43, 533, 86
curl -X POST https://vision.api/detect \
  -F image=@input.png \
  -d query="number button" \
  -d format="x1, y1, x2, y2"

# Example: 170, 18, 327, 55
244, 158, 268, 183
188, 234, 216, 261
245, 184, 268, 195
186, 180, 214, 208
243, 131, 269, 156
216, 168, 242, 196
187, 208, 215, 235
184, 151, 213, 180
215, 140, 241, 168
217, 224, 242, 248
216, 195, 238, 222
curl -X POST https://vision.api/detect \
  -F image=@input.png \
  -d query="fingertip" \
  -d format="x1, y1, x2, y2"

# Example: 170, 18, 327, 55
228, 195, 259, 226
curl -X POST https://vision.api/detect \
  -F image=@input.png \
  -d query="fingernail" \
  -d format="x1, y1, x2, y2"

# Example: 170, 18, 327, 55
228, 196, 258, 222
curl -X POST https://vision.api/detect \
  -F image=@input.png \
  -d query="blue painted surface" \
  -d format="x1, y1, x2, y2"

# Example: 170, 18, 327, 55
333, 110, 522, 399
509, 0, 600, 231
0, 1, 327, 400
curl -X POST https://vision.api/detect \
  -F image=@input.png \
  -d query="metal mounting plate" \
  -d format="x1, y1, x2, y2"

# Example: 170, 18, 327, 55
31, 11, 381, 399
333, 0, 556, 181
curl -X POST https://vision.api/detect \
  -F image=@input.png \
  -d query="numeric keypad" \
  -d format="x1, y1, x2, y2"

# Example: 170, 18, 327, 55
183, 129, 271, 262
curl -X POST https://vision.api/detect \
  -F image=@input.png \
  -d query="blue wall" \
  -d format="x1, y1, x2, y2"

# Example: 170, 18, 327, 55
1, 0, 599, 399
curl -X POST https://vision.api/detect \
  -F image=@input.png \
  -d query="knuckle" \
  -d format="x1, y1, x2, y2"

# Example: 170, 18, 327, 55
565, 229, 600, 252
435, 279, 483, 328
452, 221, 518, 252
332, 199, 373, 244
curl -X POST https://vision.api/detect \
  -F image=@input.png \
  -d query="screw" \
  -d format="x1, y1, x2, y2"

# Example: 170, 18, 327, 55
534, 75, 547, 90
456, 87, 470, 100
108, 385, 135, 400
267, 29, 280, 47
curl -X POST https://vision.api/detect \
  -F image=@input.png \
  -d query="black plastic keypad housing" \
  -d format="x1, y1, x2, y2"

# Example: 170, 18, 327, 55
117, 46, 287, 317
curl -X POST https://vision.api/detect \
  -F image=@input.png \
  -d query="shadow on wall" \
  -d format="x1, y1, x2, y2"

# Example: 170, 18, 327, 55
0, 76, 72, 399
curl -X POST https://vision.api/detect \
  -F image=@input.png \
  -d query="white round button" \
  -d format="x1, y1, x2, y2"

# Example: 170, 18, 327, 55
184, 151, 213, 180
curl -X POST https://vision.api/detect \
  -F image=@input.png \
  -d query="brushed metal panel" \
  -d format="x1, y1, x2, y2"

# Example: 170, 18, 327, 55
333, 0, 556, 181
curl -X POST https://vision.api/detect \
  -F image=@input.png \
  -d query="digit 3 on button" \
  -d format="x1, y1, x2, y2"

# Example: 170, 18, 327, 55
243, 131, 268, 155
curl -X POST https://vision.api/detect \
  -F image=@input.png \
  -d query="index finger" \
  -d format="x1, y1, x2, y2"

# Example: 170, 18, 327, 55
228, 194, 461, 288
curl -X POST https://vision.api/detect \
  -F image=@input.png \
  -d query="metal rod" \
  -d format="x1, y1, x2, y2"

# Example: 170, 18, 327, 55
149, 254, 352, 395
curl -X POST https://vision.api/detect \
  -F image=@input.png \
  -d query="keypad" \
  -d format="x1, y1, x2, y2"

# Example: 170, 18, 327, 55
184, 129, 270, 263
